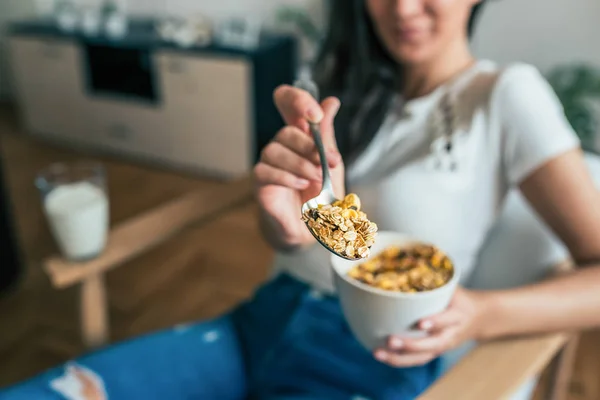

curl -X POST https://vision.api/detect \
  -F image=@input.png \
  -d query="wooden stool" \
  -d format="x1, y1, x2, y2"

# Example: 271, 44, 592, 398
42, 177, 254, 347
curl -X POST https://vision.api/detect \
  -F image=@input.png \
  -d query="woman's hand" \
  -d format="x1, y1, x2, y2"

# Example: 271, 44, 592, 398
373, 288, 489, 367
254, 85, 345, 250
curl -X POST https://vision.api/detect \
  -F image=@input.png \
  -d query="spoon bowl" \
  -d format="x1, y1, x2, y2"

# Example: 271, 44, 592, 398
300, 190, 338, 215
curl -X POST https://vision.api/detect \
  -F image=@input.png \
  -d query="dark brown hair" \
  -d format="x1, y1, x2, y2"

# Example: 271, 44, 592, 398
312, 1, 487, 163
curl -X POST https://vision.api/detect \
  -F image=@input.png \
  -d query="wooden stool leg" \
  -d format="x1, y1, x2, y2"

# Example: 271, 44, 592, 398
80, 273, 109, 348
547, 335, 579, 400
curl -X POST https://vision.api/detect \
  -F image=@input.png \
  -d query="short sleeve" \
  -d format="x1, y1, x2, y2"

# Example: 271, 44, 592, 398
492, 64, 581, 186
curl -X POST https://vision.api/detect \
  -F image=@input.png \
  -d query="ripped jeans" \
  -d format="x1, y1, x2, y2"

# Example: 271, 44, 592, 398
0, 274, 440, 400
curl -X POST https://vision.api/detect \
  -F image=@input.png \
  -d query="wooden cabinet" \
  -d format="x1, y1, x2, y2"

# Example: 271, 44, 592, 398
156, 51, 252, 177
8, 37, 88, 143
7, 20, 297, 178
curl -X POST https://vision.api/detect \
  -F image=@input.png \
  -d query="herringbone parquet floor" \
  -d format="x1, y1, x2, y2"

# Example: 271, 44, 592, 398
0, 106, 599, 399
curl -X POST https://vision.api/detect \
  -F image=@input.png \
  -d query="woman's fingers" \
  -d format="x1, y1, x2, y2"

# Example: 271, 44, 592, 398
267, 86, 343, 190
260, 140, 322, 182
418, 308, 464, 332
273, 85, 342, 151
374, 349, 437, 368
273, 85, 323, 132
253, 162, 310, 190
319, 97, 342, 152
388, 328, 459, 354
273, 85, 323, 120
273, 126, 342, 169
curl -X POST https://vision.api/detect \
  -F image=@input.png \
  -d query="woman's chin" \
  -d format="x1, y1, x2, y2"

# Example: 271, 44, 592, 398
388, 44, 435, 67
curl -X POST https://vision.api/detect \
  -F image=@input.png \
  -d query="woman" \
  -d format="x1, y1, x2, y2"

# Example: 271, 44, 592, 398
4, 0, 600, 399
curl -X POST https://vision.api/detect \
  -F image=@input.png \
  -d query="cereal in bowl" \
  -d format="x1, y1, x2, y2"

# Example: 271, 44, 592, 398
347, 244, 454, 292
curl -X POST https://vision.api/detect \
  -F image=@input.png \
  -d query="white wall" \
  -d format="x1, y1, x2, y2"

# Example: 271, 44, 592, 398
472, 0, 600, 72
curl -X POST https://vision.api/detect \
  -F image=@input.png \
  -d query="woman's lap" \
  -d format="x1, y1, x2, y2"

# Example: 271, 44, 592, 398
0, 317, 246, 400
0, 274, 441, 400
233, 274, 441, 399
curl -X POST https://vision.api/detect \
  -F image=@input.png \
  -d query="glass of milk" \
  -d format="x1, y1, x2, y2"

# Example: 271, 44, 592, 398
35, 162, 109, 262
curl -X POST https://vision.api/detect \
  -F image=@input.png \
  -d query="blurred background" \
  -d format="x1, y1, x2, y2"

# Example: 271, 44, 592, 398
0, 0, 599, 399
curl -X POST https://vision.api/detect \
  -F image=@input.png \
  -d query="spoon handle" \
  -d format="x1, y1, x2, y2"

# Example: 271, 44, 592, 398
308, 121, 335, 194
293, 79, 335, 195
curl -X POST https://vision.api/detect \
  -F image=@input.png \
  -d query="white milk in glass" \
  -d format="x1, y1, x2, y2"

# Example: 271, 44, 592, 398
43, 181, 109, 261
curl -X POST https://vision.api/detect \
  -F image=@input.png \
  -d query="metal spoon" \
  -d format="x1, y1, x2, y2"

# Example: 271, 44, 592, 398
294, 79, 356, 261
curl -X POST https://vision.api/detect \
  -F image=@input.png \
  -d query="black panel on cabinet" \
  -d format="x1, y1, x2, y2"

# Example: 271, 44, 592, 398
0, 152, 23, 296
83, 44, 159, 104
252, 36, 299, 165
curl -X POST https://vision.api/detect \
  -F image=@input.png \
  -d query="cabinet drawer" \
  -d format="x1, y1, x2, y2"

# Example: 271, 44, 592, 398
8, 37, 83, 85
87, 99, 168, 158
157, 52, 251, 110
8, 36, 87, 141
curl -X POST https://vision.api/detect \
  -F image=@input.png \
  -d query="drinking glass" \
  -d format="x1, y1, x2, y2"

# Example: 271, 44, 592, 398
35, 161, 109, 262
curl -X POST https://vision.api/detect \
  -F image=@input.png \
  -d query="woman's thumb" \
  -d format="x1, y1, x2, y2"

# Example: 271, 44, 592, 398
319, 97, 341, 150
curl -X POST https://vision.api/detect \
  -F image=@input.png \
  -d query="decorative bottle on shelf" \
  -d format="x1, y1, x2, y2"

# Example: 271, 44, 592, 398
54, 0, 78, 32
82, 6, 101, 36
101, 0, 128, 39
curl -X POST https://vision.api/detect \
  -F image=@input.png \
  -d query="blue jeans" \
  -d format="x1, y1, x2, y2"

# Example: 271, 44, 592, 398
0, 274, 441, 400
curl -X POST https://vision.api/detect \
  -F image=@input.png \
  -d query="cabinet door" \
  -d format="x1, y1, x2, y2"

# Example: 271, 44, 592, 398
87, 98, 168, 159
156, 51, 252, 177
7, 36, 88, 142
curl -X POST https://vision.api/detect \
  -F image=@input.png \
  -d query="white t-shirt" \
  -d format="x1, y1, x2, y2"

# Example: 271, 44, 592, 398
271, 60, 580, 293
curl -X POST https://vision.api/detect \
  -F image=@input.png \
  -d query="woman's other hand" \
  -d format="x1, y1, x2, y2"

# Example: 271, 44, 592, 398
373, 288, 490, 367
254, 85, 345, 251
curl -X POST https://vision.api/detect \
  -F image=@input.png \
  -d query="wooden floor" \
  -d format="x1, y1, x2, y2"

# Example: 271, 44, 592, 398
0, 107, 273, 387
0, 107, 599, 399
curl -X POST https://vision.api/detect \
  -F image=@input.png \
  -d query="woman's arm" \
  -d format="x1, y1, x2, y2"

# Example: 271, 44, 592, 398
374, 149, 600, 367
374, 67, 599, 367
477, 148, 600, 340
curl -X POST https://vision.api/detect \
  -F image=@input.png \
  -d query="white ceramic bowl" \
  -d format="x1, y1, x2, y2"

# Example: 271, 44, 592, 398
331, 231, 460, 351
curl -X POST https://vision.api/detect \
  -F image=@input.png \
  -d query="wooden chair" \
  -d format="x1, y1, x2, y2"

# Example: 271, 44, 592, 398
420, 259, 579, 400
41, 175, 579, 400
